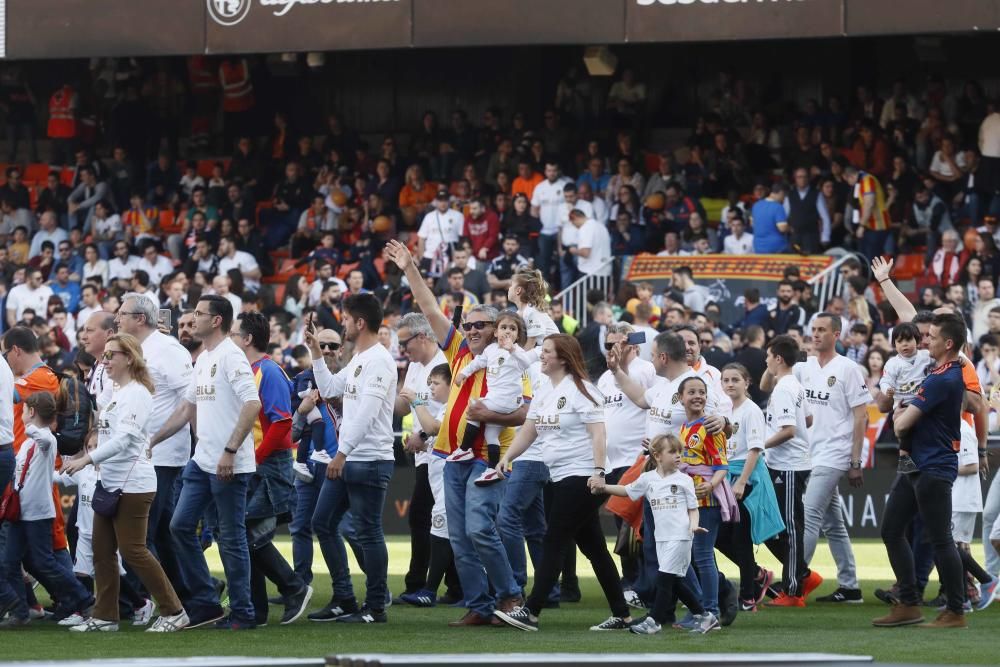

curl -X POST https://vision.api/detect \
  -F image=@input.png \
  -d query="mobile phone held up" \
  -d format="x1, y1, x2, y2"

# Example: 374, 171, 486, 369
157, 309, 172, 331
626, 331, 646, 346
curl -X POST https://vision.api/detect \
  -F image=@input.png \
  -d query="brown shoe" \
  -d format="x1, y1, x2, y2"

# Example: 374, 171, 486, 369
448, 611, 499, 627
920, 610, 967, 628
872, 603, 924, 627
496, 595, 524, 615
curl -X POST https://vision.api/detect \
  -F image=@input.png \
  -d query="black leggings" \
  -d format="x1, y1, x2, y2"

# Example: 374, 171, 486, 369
715, 494, 758, 600
525, 476, 627, 618
882, 472, 965, 613
426, 535, 462, 599
649, 571, 703, 625
403, 464, 433, 593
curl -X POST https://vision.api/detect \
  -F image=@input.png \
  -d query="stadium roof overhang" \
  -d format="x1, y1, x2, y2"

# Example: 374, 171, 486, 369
4, 0, 999, 59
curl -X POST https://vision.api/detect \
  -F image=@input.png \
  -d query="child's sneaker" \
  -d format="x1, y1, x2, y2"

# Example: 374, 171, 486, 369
474, 468, 504, 486
446, 448, 475, 463
132, 599, 156, 626
691, 611, 720, 634
628, 616, 660, 635
292, 461, 314, 483
57, 612, 87, 627
310, 449, 332, 466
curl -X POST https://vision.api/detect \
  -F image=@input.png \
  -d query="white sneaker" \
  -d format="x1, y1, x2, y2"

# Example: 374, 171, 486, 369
473, 468, 505, 486
628, 616, 661, 635
147, 610, 190, 633
624, 589, 647, 610
57, 612, 87, 627
309, 450, 333, 465
292, 461, 314, 483
446, 448, 476, 463
691, 611, 720, 634
28, 606, 46, 620
132, 599, 156, 626
69, 617, 118, 632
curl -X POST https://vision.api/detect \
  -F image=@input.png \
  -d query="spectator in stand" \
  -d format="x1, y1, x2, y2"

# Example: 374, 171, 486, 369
67, 166, 112, 231
567, 209, 612, 279
486, 236, 529, 291
929, 134, 967, 204
531, 160, 571, 284
121, 193, 158, 246
662, 183, 701, 235
901, 184, 951, 261
512, 160, 544, 201
262, 161, 313, 249
37, 172, 71, 230
221, 183, 255, 229
502, 194, 540, 260
550, 300, 578, 336
739, 289, 770, 332
137, 240, 173, 287
705, 131, 748, 197
609, 184, 645, 231
0, 168, 30, 217
751, 183, 789, 254
464, 199, 500, 263
680, 212, 717, 253
398, 165, 437, 227
843, 166, 892, 261
671, 266, 711, 314
972, 277, 1000, 342
577, 182, 608, 224
218, 235, 261, 297
578, 156, 610, 201
27, 242, 56, 281
54, 240, 83, 282
930, 229, 964, 289
611, 210, 645, 256
606, 158, 645, 206
50, 265, 80, 313
6, 268, 52, 327
28, 212, 68, 261
770, 280, 807, 337
722, 212, 753, 255
787, 168, 830, 254
644, 151, 684, 199
81, 243, 108, 286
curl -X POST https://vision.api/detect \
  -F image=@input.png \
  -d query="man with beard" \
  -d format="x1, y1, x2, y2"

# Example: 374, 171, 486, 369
177, 309, 204, 361
770, 280, 807, 337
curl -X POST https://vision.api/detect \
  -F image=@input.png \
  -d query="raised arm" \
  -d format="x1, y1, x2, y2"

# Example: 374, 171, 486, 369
871, 256, 916, 323
386, 240, 451, 344
607, 343, 650, 409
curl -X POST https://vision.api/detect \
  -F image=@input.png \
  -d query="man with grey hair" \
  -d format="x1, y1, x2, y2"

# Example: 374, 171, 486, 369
80, 310, 116, 410
393, 312, 450, 606
115, 292, 194, 603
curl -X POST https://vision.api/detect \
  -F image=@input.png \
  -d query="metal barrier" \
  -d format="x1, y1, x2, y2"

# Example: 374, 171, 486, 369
807, 252, 866, 312
552, 258, 616, 327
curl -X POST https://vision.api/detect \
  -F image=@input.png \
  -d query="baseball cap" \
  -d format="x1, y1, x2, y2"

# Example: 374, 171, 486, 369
435, 188, 449, 200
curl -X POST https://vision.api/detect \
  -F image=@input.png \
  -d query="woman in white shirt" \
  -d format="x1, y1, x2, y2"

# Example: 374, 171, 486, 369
63, 333, 187, 633
82, 243, 109, 286
493, 334, 633, 633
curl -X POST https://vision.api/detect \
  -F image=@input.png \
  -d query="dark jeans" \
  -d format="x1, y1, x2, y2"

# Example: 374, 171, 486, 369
764, 468, 809, 596
536, 233, 557, 286
148, 465, 188, 602
525, 476, 627, 619
312, 460, 393, 610
1, 519, 92, 620
650, 571, 703, 625
290, 461, 326, 586
882, 472, 965, 614
403, 464, 433, 594
859, 229, 891, 262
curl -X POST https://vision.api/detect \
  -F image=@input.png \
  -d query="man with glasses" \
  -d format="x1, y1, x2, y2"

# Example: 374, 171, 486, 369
152, 295, 261, 630
53, 240, 83, 282
116, 293, 194, 608
28, 212, 68, 261
385, 240, 526, 627
392, 313, 448, 606
231, 312, 313, 627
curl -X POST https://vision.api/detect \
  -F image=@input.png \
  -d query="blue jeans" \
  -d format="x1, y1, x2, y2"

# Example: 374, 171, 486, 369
291, 461, 326, 586
859, 229, 891, 262
1, 519, 92, 619
536, 233, 557, 285
311, 460, 393, 610
148, 465, 188, 601
497, 460, 550, 595
169, 460, 253, 622
445, 460, 519, 617
691, 506, 722, 614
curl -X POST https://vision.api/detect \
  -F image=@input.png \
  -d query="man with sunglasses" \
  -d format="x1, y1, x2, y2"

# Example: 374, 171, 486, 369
116, 293, 194, 608
385, 239, 527, 627
53, 240, 83, 282
392, 313, 449, 606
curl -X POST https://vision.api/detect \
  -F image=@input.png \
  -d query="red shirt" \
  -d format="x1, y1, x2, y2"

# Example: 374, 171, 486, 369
463, 210, 500, 260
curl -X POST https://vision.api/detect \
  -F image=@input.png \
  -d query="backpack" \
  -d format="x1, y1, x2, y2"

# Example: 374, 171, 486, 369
55, 376, 93, 456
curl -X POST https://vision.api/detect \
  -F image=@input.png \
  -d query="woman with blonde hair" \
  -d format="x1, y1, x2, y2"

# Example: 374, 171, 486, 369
63, 333, 188, 633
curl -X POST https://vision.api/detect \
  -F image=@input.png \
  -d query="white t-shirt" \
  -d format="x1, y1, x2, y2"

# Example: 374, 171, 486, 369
723, 233, 754, 255
58, 465, 97, 536
219, 250, 261, 292
6, 284, 54, 321
521, 305, 559, 344
727, 399, 766, 463
308, 276, 347, 307
88, 361, 114, 412
531, 177, 571, 235
313, 342, 397, 461
880, 349, 933, 407
137, 254, 175, 287
459, 343, 531, 407
185, 338, 259, 475
625, 469, 698, 542
765, 374, 811, 471
93, 214, 122, 239
108, 255, 141, 282
794, 355, 872, 471
527, 375, 604, 482
90, 381, 157, 494
402, 349, 447, 467
643, 369, 729, 440
575, 219, 612, 277
694, 358, 733, 416
15, 425, 56, 521
598, 358, 657, 471
143, 331, 194, 468
417, 209, 464, 259
559, 200, 594, 246
0, 357, 13, 445
953, 420, 983, 513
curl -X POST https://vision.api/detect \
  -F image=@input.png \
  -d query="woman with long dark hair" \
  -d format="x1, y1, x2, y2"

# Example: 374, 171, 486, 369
493, 334, 632, 632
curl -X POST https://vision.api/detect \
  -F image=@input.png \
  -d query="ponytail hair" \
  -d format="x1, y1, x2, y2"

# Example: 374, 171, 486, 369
513, 268, 549, 312
644, 433, 683, 472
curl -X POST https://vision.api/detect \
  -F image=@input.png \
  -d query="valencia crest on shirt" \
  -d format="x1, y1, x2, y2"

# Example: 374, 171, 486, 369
354, 365, 362, 377
210, 363, 217, 378
557, 396, 566, 409
827, 376, 836, 387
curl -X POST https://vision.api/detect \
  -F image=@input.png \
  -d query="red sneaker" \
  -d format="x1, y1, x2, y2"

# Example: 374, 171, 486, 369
765, 593, 806, 608
802, 570, 824, 599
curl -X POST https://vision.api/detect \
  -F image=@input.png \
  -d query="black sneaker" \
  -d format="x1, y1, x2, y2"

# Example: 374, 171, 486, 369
281, 585, 314, 625
307, 598, 358, 622
719, 579, 739, 626
589, 616, 632, 631
438, 591, 463, 606
335, 605, 386, 624
213, 615, 257, 630
268, 595, 284, 606
185, 605, 226, 629
494, 605, 538, 632
874, 586, 900, 605
213, 578, 226, 601
816, 587, 863, 604
924, 593, 946, 608
559, 585, 581, 603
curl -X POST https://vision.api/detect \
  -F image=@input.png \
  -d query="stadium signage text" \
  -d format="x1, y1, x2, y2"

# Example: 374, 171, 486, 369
208, 0, 399, 26
635, 0, 805, 4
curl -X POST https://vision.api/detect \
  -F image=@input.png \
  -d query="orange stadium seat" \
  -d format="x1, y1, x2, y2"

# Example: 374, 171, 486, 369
23, 163, 50, 183
159, 210, 183, 235
643, 152, 661, 175
891, 254, 925, 280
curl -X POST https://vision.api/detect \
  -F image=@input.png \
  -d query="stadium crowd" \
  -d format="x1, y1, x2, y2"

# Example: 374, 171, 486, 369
0, 58, 996, 633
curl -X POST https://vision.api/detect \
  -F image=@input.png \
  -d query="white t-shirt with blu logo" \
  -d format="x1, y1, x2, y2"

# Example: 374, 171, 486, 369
526, 375, 604, 482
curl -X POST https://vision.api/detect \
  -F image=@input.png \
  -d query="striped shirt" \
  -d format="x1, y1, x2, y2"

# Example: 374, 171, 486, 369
433, 326, 532, 461
854, 172, 891, 231
680, 416, 729, 509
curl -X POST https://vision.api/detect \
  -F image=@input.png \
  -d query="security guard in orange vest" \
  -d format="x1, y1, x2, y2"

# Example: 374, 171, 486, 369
47, 84, 77, 166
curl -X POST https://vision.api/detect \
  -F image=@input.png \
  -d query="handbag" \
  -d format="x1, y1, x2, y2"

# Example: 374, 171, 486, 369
0, 444, 36, 523
91, 457, 139, 519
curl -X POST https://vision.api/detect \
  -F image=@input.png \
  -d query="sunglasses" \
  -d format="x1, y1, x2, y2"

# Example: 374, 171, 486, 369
102, 350, 125, 361
319, 342, 341, 351
604, 342, 620, 351
461, 321, 492, 332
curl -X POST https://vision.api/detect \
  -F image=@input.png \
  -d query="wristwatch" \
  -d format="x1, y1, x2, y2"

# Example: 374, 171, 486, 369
594, 467, 606, 478
418, 431, 429, 442
849, 460, 862, 470
224, 446, 239, 455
